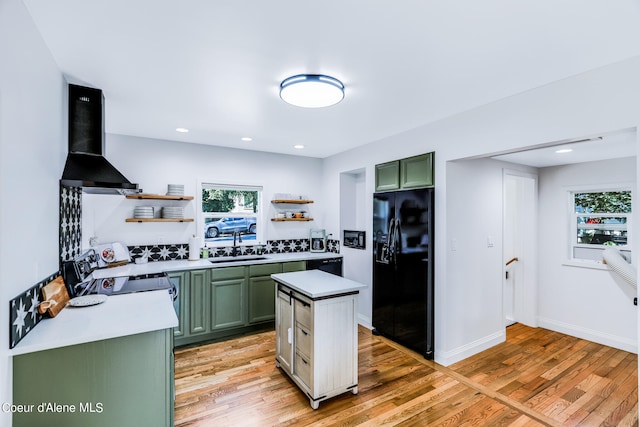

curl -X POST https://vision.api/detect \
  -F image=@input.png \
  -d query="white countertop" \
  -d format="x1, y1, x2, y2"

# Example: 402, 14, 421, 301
11, 290, 178, 356
93, 251, 342, 279
13, 252, 340, 356
271, 270, 366, 299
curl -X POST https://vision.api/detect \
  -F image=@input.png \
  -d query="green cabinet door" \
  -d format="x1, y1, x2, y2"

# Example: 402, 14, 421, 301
13, 329, 174, 427
210, 266, 246, 330
211, 278, 246, 330
248, 275, 277, 323
248, 263, 283, 324
168, 271, 189, 338
400, 153, 433, 188
375, 160, 400, 192
189, 269, 210, 335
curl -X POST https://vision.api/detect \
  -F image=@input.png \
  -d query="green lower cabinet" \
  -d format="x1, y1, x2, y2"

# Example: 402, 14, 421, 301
248, 263, 284, 324
172, 261, 309, 347
211, 278, 246, 330
248, 275, 276, 323
168, 271, 189, 339
13, 329, 174, 427
189, 269, 210, 335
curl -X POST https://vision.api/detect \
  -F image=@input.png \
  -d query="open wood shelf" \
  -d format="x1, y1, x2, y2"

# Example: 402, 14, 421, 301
126, 194, 194, 201
271, 218, 314, 222
126, 218, 194, 223
271, 200, 314, 204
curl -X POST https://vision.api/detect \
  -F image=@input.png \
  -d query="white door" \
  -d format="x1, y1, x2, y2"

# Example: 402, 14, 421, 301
503, 170, 538, 327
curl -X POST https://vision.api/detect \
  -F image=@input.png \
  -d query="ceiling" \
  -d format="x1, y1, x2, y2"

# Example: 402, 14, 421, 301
491, 128, 637, 168
23, 0, 640, 159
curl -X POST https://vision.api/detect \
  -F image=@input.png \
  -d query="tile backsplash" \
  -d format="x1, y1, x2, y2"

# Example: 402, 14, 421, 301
128, 238, 340, 261
9, 272, 60, 349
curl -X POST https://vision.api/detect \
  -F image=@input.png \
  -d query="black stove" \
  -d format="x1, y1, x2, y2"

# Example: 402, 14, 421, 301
83, 272, 177, 300
63, 250, 177, 300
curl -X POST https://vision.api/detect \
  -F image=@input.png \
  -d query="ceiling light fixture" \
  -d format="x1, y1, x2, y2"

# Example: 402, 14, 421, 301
176, 128, 189, 133
294, 144, 305, 149
555, 148, 573, 154
280, 74, 344, 108
241, 137, 253, 142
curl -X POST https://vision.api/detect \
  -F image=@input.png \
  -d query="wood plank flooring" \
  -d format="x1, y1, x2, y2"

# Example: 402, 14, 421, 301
174, 324, 638, 426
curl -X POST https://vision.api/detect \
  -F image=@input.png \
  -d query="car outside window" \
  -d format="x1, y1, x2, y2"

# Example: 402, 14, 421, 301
571, 189, 631, 263
200, 183, 262, 247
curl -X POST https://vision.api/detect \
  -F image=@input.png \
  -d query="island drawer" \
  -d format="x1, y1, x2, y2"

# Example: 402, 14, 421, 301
294, 298, 312, 329
294, 350, 311, 389
295, 323, 312, 357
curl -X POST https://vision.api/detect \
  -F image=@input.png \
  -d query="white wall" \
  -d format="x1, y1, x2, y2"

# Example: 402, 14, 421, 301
538, 157, 637, 352
82, 134, 328, 248
322, 55, 640, 366
0, 0, 65, 422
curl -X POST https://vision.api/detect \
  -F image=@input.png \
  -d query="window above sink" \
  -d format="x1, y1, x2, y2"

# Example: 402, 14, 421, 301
198, 182, 264, 248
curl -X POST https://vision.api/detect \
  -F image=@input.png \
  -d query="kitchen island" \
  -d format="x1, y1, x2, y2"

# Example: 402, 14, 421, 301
271, 270, 365, 409
11, 290, 177, 427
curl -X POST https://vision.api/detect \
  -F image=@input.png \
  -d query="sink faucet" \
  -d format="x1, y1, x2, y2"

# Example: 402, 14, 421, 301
232, 231, 242, 257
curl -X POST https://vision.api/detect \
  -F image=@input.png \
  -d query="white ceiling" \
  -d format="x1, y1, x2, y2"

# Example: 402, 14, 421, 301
23, 0, 640, 159
491, 128, 637, 168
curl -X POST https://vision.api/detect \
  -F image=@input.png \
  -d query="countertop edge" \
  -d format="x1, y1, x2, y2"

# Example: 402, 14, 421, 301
271, 270, 366, 299
10, 290, 178, 356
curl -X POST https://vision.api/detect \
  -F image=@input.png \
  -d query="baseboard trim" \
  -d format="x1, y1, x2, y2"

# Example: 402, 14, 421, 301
435, 329, 506, 366
538, 317, 637, 354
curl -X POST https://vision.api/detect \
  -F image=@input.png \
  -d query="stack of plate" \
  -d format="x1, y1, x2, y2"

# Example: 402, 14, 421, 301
162, 207, 184, 219
134, 206, 154, 219
167, 184, 184, 196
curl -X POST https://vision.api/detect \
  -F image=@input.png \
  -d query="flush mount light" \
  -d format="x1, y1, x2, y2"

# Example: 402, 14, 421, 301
176, 127, 189, 133
241, 137, 253, 142
555, 148, 573, 154
294, 144, 305, 149
280, 74, 344, 108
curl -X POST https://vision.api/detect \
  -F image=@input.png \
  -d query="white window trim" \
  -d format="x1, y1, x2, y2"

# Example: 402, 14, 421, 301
563, 183, 632, 269
196, 179, 265, 247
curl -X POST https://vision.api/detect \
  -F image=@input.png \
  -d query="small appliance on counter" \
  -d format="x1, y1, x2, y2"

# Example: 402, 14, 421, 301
310, 229, 327, 253
93, 242, 130, 268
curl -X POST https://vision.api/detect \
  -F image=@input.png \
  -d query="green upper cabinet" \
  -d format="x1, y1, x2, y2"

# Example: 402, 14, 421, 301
375, 161, 401, 192
375, 152, 434, 192
400, 153, 433, 189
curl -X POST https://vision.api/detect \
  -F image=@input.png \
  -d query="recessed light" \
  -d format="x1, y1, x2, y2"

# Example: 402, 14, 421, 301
294, 144, 305, 149
241, 137, 253, 142
555, 148, 573, 154
176, 128, 189, 133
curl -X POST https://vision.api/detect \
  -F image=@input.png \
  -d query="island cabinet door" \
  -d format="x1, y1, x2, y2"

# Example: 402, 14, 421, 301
276, 288, 294, 372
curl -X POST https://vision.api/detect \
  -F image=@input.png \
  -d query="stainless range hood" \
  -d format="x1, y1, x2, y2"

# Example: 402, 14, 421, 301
61, 84, 140, 195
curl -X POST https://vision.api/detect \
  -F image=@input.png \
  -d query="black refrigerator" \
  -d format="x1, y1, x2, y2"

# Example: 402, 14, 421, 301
373, 188, 434, 359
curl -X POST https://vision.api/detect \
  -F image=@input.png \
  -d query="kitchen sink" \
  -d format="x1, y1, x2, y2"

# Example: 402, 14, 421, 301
209, 256, 268, 264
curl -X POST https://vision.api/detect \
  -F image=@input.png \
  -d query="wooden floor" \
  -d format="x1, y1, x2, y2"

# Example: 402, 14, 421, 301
174, 324, 638, 426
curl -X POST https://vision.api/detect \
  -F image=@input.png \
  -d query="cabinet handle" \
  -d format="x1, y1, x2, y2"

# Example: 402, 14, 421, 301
301, 329, 308, 336
287, 327, 292, 344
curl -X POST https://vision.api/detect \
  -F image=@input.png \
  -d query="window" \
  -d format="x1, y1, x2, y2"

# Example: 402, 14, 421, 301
570, 189, 631, 262
199, 183, 263, 247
